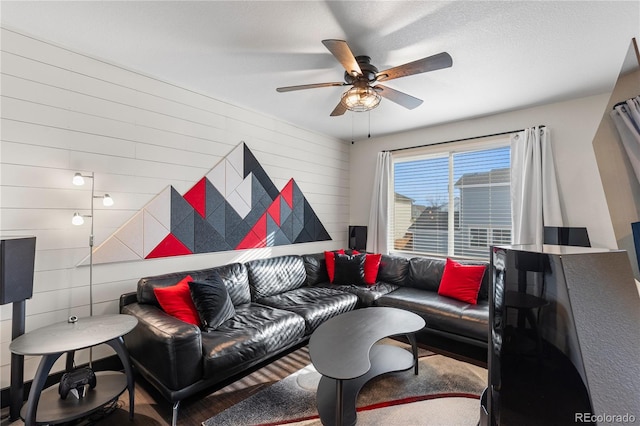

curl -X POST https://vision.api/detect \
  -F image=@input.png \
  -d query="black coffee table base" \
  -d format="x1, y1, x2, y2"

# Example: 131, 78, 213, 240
316, 344, 416, 426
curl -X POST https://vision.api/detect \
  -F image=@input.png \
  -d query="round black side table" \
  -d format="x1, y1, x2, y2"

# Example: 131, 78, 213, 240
9, 314, 137, 426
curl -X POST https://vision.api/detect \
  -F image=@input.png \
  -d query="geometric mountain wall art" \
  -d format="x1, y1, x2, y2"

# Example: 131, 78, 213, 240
87, 142, 331, 265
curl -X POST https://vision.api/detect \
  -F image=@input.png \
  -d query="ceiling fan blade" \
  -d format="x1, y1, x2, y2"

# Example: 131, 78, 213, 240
276, 82, 346, 92
376, 52, 453, 82
375, 84, 423, 110
322, 39, 362, 77
330, 101, 347, 117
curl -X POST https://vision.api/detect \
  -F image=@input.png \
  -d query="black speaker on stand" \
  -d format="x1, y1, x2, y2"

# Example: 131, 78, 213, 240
0, 236, 36, 421
348, 226, 367, 251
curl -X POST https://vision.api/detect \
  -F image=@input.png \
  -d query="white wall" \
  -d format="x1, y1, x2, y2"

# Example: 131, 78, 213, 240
0, 28, 349, 388
349, 93, 619, 250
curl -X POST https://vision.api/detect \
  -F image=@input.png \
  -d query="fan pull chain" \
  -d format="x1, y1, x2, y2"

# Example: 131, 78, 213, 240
351, 113, 355, 144
368, 111, 371, 139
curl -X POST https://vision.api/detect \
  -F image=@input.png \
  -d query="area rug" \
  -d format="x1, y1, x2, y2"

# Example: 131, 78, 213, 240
203, 353, 487, 426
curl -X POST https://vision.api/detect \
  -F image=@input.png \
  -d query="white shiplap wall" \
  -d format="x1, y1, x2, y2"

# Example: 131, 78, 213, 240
0, 27, 349, 389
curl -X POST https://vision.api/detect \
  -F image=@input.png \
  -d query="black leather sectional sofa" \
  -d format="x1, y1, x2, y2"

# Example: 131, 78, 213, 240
119, 251, 489, 425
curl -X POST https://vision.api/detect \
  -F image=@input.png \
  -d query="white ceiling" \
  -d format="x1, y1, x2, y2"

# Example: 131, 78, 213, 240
1, 1, 638, 142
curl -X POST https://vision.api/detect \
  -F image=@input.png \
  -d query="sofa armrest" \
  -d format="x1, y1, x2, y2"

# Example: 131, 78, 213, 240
121, 302, 203, 391
119, 291, 138, 312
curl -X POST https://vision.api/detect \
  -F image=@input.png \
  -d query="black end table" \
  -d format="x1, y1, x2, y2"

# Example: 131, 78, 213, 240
9, 314, 137, 425
309, 307, 425, 426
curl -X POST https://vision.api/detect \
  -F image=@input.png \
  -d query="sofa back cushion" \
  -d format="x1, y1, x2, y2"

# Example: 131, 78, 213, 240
302, 253, 329, 286
245, 255, 307, 300
377, 255, 410, 286
137, 263, 251, 306
407, 256, 490, 301
407, 257, 446, 292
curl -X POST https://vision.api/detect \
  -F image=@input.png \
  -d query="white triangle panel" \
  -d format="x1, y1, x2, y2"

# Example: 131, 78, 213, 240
92, 237, 141, 264
227, 190, 251, 219
225, 159, 243, 196
114, 210, 144, 257
226, 143, 245, 177
143, 210, 170, 257
237, 173, 253, 209
145, 186, 171, 230
206, 161, 226, 197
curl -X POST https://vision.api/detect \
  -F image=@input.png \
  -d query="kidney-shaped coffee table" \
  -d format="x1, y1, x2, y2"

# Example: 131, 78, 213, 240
309, 307, 425, 426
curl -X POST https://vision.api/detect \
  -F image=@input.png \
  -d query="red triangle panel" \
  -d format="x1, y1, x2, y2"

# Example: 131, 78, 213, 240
267, 195, 282, 226
281, 179, 294, 209
146, 233, 193, 259
184, 178, 206, 218
236, 214, 267, 249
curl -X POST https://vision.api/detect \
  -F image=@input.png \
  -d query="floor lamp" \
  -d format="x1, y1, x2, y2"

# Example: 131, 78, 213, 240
72, 172, 113, 365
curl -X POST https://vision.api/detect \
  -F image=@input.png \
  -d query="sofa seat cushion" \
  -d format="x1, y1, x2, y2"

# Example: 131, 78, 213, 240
256, 287, 358, 334
201, 303, 305, 379
316, 282, 399, 307
375, 287, 488, 342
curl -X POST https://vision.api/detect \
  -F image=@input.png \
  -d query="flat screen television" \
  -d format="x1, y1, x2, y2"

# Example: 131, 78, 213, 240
543, 226, 590, 247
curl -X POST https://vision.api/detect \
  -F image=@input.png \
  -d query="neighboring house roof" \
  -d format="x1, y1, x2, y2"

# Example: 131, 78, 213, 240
395, 193, 414, 202
455, 168, 510, 186
408, 209, 459, 231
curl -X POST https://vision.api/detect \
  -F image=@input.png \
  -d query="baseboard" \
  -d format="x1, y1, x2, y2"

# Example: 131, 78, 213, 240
0, 354, 122, 409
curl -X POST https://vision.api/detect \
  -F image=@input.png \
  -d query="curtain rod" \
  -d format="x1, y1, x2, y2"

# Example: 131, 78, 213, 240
385, 125, 546, 153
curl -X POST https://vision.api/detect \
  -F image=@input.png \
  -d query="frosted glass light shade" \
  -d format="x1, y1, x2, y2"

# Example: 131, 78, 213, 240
72, 213, 85, 226
102, 194, 114, 207
72, 173, 85, 186
340, 86, 381, 112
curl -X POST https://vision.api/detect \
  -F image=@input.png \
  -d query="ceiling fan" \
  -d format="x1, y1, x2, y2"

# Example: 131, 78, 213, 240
276, 39, 453, 116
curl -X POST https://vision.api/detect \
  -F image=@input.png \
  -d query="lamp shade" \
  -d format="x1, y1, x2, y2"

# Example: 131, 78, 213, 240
72, 213, 85, 226
341, 86, 381, 112
102, 194, 114, 207
72, 173, 85, 186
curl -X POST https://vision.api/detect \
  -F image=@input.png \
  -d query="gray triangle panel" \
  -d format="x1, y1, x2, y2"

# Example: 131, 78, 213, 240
251, 174, 269, 209
280, 212, 294, 242
273, 229, 292, 246
294, 228, 313, 244
194, 214, 231, 253
226, 220, 251, 248
173, 211, 195, 252
292, 213, 304, 242
280, 196, 292, 223
266, 214, 278, 246
205, 179, 225, 217
171, 186, 194, 229
207, 202, 226, 238
313, 216, 331, 241
244, 143, 279, 200
225, 202, 244, 235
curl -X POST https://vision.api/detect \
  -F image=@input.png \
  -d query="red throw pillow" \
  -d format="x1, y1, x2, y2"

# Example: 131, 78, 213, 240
153, 274, 200, 326
324, 249, 345, 283
352, 250, 382, 285
437, 258, 485, 305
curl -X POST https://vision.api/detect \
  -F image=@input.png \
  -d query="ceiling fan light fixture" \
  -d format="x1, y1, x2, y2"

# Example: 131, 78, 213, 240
340, 85, 381, 112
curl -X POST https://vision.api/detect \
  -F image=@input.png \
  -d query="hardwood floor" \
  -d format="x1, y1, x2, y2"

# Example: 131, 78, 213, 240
0, 347, 311, 426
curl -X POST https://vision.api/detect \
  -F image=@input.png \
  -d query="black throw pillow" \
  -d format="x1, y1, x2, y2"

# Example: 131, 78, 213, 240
189, 273, 236, 331
333, 253, 366, 285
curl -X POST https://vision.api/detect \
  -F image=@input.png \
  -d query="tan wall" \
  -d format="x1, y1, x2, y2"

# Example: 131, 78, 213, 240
593, 46, 640, 277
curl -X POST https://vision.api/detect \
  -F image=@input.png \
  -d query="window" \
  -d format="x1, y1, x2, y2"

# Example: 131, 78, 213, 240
392, 138, 511, 259
470, 228, 488, 247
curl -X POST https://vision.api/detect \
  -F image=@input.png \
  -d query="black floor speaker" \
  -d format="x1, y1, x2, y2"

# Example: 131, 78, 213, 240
348, 226, 367, 251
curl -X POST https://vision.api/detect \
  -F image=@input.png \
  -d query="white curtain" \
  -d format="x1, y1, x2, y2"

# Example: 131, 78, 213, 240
510, 126, 564, 246
610, 96, 640, 183
367, 151, 392, 254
